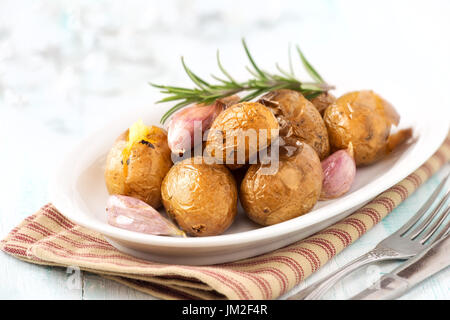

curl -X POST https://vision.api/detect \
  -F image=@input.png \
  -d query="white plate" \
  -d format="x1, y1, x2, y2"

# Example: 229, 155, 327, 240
49, 100, 449, 265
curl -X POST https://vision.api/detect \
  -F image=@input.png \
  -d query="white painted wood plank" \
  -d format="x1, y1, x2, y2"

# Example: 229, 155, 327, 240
0, 253, 82, 300
82, 272, 156, 300
0, 116, 82, 300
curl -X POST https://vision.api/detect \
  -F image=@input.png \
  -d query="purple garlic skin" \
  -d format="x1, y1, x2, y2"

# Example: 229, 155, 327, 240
320, 143, 356, 200
167, 102, 223, 155
167, 96, 239, 155
106, 195, 185, 236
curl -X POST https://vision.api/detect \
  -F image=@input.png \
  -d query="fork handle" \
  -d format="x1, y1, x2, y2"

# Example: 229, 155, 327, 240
288, 248, 397, 300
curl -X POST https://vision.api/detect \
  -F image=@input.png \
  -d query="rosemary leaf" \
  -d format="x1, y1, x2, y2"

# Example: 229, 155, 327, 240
242, 38, 268, 79
296, 46, 325, 84
150, 40, 333, 124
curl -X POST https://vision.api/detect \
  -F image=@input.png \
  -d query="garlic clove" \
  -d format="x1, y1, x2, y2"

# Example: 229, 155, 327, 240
106, 195, 185, 237
320, 143, 356, 200
167, 99, 230, 155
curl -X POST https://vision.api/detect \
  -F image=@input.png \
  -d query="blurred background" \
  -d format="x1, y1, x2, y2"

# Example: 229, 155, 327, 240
0, 0, 449, 298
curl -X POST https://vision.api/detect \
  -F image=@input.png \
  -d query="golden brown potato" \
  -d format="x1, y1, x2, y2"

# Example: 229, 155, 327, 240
104, 121, 172, 208
240, 143, 323, 226
259, 89, 330, 160
309, 92, 336, 116
161, 157, 237, 236
205, 102, 279, 168
323, 90, 400, 166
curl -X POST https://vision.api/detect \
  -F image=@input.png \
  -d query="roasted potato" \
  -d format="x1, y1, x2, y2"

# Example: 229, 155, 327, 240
240, 142, 323, 226
323, 90, 400, 166
309, 92, 336, 116
205, 102, 279, 168
259, 89, 330, 160
161, 156, 237, 236
104, 120, 172, 208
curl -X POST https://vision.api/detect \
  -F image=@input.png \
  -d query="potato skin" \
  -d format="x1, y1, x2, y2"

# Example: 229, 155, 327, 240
104, 127, 172, 208
161, 157, 237, 236
259, 89, 330, 160
205, 102, 279, 168
323, 90, 400, 166
240, 143, 323, 226
309, 92, 336, 116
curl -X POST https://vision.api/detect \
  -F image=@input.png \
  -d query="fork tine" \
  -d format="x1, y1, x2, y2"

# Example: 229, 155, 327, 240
398, 172, 450, 236
441, 221, 450, 238
410, 189, 450, 239
420, 205, 450, 244
425, 219, 450, 245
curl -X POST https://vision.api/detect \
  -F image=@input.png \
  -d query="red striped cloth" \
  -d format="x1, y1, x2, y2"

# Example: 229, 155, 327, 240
1, 134, 449, 299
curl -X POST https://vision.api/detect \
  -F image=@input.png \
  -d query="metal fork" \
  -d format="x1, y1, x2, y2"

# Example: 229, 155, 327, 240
288, 171, 450, 300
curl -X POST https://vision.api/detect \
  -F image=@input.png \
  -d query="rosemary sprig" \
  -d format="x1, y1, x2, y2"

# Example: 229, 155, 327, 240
151, 39, 334, 124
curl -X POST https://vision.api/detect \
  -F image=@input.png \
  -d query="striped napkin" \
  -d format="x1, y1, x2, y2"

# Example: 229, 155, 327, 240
1, 134, 449, 300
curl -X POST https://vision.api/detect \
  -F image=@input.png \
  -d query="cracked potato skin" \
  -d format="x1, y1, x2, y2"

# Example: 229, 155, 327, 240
259, 89, 330, 160
309, 92, 336, 116
104, 128, 172, 208
205, 102, 279, 168
240, 143, 323, 226
323, 90, 400, 166
161, 157, 238, 236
